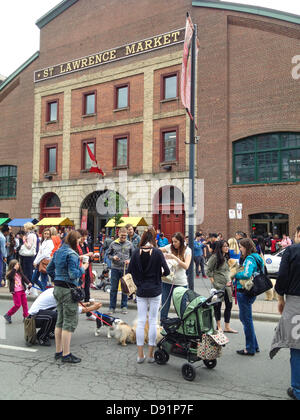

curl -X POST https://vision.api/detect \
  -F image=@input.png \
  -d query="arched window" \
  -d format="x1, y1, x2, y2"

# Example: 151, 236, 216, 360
0, 165, 17, 198
233, 132, 300, 184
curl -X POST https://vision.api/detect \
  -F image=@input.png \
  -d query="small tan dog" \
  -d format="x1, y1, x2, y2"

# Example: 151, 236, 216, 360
132, 319, 163, 345
265, 278, 278, 301
228, 259, 249, 288
114, 321, 136, 346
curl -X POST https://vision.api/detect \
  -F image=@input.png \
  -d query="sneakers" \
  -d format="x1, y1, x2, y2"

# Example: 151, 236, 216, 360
137, 356, 146, 364
121, 308, 128, 315
62, 353, 81, 364
4, 314, 12, 324
54, 352, 63, 361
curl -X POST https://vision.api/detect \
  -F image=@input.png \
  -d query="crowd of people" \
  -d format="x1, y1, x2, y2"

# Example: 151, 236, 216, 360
0, 222, 299, 399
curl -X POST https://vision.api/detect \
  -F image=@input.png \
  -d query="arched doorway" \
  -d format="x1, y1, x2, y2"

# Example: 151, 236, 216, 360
80, 190, 128, 241
249, 213, 289, 236
153, 186, 185, 241
40, 193, 61, 219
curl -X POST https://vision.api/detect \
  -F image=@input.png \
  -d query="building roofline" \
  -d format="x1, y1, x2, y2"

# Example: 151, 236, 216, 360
192, 1, 300, 25
36, 0, 79, 29
0, 51, 40, 92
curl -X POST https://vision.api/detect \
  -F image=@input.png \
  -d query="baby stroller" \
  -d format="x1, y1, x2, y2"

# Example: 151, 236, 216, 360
155, 287, 226, 381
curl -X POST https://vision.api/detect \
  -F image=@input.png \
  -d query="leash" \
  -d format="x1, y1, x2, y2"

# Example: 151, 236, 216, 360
78, 302, 112, 327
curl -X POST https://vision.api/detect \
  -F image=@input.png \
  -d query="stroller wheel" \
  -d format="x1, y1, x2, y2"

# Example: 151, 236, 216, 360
154, 349, 169, 365
203, 359, 217, 369
181, 363, 196, 381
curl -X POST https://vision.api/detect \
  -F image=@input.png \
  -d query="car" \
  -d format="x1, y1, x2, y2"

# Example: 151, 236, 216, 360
264, 248, 286, 278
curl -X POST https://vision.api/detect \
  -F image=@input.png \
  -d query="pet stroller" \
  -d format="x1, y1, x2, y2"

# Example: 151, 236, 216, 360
155, 287, 227, 381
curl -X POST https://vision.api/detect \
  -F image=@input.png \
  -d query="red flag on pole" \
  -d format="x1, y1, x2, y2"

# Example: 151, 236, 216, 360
86, 143, 105, 176
181, 14, 198, 122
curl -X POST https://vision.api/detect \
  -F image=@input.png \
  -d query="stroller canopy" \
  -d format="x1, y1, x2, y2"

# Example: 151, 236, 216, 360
172, 287, 207, 320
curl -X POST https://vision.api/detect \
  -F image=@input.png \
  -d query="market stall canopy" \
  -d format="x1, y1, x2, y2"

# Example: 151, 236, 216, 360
0, 218, 11, 226
36, 217, 74, 227
8, 218, 39, 227
105, 217, 148, 228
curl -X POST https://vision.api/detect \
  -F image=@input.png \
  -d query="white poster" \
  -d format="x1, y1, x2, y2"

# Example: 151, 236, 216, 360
229, 209, 236, 219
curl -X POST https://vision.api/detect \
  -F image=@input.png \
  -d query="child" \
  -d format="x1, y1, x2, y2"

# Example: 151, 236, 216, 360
4, 259, 32, 324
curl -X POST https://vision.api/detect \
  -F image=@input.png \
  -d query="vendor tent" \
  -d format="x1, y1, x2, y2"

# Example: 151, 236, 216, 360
0, 218, 11, 226
105, 217, 148, 228
36, 217, 74, 227
8, 218, 39, 227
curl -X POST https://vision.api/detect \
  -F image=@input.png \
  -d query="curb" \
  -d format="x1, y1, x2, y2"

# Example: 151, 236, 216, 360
0, 292, 280, 323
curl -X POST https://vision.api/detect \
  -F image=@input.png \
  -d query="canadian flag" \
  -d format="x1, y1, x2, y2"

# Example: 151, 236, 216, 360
86, 144, 105, 176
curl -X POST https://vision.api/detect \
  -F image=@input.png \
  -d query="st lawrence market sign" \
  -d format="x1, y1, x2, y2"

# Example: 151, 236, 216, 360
34, 28, 185, 82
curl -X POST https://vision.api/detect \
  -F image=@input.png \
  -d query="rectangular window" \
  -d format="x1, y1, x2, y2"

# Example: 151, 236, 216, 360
162, 130, 177, 162
116, 85, 129, 109
47, 101, 58, 122
234, 154, 255, 184
83, 92, 96, 115
0, 166, 17, 198
45, 145, 57, 173
82, 140, 96, 170
114, 136, 128, 168
257, 151, 279, 182
163, 74, 178, 100
282, 149, 300, 180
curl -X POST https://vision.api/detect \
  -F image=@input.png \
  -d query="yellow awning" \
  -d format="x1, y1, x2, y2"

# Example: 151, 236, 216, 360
36, 217, 74, 227
105, 217, 148, 228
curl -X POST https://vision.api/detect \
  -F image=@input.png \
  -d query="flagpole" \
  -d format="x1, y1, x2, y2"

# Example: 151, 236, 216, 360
187, 17, 197, 291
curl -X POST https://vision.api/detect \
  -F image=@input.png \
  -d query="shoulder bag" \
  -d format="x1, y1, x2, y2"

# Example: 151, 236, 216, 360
121, 265, 137, 296
244, 255, 273, 298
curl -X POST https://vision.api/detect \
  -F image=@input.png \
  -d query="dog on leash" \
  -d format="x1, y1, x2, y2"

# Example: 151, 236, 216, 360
94, 313, 135, 346
94, 313, 123, 338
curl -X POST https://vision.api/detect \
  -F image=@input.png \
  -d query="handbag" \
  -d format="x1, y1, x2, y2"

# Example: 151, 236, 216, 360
121, 266, 137, 296
70, 286, 85, 303
244, 255, 273, 298
197, 331, 229, 360
38, 258, 50, 274
19, 243, 36, 257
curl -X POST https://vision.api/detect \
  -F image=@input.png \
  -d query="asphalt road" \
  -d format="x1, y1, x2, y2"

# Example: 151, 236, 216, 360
0, 298, 291, 401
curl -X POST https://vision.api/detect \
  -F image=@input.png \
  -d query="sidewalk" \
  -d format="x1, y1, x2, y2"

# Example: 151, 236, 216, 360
0, 284, 280, 322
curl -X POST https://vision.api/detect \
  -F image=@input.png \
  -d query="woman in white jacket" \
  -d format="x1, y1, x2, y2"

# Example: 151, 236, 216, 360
32, 228, 54, 291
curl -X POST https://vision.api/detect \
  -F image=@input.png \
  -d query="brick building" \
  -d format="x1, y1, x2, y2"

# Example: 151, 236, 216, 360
1, 0, 300, 239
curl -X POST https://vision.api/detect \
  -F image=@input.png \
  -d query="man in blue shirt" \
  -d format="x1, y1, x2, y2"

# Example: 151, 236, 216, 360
158, 233, 169, 248
0, 225, 9, 287
194, 232, 207, 278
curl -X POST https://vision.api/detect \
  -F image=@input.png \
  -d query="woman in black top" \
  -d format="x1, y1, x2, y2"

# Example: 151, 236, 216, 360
128, 228, 170, 363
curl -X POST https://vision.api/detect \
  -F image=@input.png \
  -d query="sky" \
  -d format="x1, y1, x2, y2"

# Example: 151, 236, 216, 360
1, 0, 300, 78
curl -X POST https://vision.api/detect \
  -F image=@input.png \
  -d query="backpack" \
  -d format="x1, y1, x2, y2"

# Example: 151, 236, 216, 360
24, 316, 37, 347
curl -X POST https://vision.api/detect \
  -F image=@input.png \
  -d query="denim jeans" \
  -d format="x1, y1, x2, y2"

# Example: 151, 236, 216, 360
31, 268, 49, 291
0, 256, 3, 286
291, 348, 300, 400
194, 255, 205, 276
109, 268, 128, 310
160, 283, 187, 322
237, 292, 259, 354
